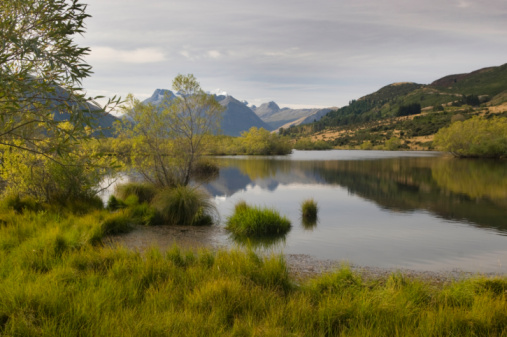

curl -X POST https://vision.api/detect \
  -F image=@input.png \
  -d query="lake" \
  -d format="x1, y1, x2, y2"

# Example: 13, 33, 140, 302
108, 150, 507, 274
202, 150, 507, 273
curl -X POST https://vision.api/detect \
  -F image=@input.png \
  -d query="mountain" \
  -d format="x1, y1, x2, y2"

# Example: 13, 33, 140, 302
253, 102, 335, 130
254, 101, 281, 119
277, 108, 333, 130
214, 95, 270, 136
47, 84, 118, 137
285, 63, 507, 150
140, 90, 269, 137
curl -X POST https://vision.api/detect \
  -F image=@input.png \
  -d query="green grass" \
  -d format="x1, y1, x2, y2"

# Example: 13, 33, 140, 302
151, 185, 218, 226
0, 206, 507, 336
226, 201, 291, 237
114, 182, 158, 203
301, 198, 318, 222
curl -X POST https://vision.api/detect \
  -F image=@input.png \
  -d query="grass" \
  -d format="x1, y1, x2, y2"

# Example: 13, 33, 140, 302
0, 205, 506, 336
226, 201, 291, 237
150, 185, 218, 226
114, 182, 157, 203
301, 198, 318, 225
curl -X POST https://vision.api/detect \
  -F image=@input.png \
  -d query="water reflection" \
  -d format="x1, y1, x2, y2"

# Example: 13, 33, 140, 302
229, 233, 287, 250
206, 153, 507, 234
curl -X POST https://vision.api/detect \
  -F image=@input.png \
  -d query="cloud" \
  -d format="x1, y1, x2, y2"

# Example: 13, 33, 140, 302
207, 50, 222, 59
87, 47, 165, 64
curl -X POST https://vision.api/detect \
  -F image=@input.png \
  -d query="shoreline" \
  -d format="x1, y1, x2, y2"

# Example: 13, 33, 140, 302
108, 224, 506, 285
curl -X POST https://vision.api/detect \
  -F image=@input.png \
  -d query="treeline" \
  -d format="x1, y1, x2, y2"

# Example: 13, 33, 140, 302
98, 126, 292, 159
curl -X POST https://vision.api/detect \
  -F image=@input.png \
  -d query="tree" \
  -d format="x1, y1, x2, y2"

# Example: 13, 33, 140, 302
0, 0, 119, 203
0, 0, 118, 157
118, 74, 224, 187
433, 116, 507, 158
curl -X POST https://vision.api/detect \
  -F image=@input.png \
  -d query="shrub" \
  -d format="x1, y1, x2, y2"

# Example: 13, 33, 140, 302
106, 195, 127, 211
226, 202, 291, 237
434, 116, 507, 158
150, 185, 217, 226
114, 182, 157, 203
0, 194, 42, 213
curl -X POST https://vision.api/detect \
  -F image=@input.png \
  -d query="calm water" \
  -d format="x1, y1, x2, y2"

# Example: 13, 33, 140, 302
201, 150, 507, 273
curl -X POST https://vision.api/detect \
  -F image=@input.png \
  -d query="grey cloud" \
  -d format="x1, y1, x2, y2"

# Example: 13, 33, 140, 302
79, 0, 507, 107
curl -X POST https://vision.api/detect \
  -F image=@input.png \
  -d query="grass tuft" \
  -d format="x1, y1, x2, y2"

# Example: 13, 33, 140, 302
301, 198, 318, 220
226, 202, 291, 237
150, 185, 218, 226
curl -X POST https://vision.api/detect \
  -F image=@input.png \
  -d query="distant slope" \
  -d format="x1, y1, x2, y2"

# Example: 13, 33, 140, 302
285, 63, 507, 150
253, 102, 335, 129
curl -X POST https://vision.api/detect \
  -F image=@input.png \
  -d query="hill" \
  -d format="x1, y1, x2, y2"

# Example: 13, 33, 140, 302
284, 63, 507, 150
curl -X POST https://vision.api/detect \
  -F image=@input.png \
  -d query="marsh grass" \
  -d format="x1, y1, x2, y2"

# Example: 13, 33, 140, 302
226, 202, 291, 237
1, 207, 507, 336
301, 198, 318, 228
151, 185, 218, 226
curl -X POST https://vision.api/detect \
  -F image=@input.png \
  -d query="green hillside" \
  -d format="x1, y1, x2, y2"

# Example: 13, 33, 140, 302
283, 63, 507, 150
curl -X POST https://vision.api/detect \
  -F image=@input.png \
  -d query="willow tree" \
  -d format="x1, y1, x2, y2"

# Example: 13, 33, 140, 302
118, 74, 224, 187
0, 0, 118, 155
0, 0, 119, 202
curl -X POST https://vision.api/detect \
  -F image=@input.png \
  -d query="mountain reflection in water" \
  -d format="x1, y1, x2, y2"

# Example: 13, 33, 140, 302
200, 150, 507, 273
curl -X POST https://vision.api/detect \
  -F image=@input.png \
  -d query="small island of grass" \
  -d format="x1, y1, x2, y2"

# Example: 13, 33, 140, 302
225, 201, 291, 237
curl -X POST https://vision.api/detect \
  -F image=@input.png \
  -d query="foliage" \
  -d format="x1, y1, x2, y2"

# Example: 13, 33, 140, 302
396, 103, 421, 117
0, 0, 119, 157
226, 201, 291, 237
0, 208, 506, 336
384, 136, 402, 150
0, 137, 109, 203
293, 138, 333, 150
434, 116, 507, 158
238, 127, 292, 155
150, 185, 218, 226
117, 75, 224, 187
204, 130, 292, 156
114, 182, 157, 204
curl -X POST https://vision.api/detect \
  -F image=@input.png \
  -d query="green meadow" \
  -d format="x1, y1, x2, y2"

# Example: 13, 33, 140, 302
1, 207, 506, 336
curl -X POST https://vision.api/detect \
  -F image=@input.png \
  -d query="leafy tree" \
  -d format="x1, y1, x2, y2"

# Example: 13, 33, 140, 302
434, 116, 507, 158
118, 75, 224, 187
0, 0, 119, 157
0, 0, 120, 203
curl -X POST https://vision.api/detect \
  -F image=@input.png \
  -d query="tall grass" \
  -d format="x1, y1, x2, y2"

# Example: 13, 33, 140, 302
1, 207, 506, 336
301, 198, 318, 229
150, 185, 218, 226
226, 201, 291, 237
114, 182, 157, 203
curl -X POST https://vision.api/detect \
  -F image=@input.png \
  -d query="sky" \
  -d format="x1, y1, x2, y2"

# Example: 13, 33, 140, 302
77, 0, 507, 109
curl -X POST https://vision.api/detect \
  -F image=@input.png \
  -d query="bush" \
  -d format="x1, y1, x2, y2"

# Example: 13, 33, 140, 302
434, 116, 507, 158
294, 138, 333, 150
226, 202, 291, 237
0, 194, 42, 213
151, 185, 217, 226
